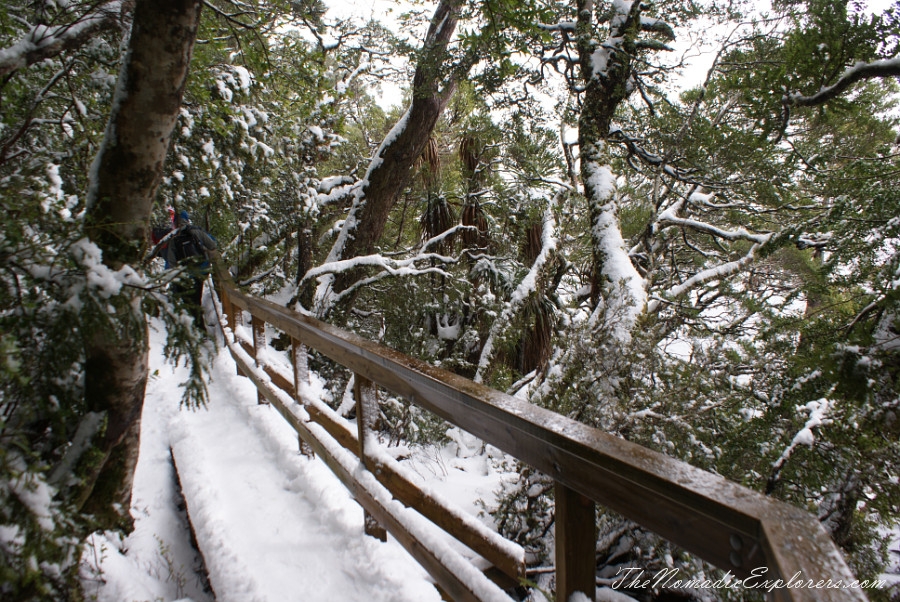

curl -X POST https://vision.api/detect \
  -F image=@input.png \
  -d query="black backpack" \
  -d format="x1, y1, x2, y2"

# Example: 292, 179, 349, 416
151, 225, 172, 245
171, 227, 204, 263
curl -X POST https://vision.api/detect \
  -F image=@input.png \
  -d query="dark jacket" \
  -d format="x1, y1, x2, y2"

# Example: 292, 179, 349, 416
162, 224, 217, 271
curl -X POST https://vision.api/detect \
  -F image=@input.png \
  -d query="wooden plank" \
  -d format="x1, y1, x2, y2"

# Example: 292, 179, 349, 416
224, 287, 861, 600
759, 506, 869, 602
252, 316, 267, 405
224, 344, 510, 602
220, 291, 244, 377
555, 482, 596, 602
305, 403, 360, 456
365, 452, 526, 583
354, 374, 381, 435
293, 338, 309, 386
291, 339, 314, 458
260, 360, 526, 582
227, 283, 244, 330
219, 285, 232, 328
263, 364, 294, 398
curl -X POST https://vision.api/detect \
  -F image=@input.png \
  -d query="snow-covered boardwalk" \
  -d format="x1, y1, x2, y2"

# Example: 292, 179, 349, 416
169, 352, 443, 602
83, 320, 465, 601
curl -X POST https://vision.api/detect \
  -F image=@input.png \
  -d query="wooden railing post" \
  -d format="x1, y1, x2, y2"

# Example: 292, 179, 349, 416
293, 338, 309, 386
252, 315, 267, 405
293, 338, 313, 457
354, 374, 387, 541
218, 282, 231, 325
230, 299, 244, 377
555, 482, 596, 602
229, 300, 241, 330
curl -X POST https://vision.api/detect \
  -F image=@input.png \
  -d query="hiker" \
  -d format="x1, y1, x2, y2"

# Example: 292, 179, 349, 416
150, 206, 176, 267
162, 210, 217, 324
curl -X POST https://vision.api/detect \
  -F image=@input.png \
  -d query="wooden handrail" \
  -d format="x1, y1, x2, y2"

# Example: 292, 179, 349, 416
210, 261, 868, 602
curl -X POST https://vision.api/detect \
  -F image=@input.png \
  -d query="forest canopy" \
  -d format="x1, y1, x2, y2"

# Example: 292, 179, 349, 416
1, 0, 899, 599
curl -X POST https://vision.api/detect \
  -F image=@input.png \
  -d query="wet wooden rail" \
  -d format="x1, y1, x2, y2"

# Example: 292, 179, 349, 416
210, 262, 866, 602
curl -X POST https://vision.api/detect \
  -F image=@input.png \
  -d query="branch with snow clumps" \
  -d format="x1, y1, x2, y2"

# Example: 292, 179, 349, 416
0, 1, 127, 78
306, 229, 468, 314
655, 198, 774, 246
646, 197, 779, 313
786, 57, 900, 108
777, 57, 900, 143
768, 398, 834, 491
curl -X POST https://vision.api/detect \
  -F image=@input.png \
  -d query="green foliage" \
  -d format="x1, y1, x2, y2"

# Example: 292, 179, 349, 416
0, 9, 126, 576
476, 1, 900, 597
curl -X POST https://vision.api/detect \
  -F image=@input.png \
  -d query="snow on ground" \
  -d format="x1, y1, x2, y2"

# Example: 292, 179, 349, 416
882, 527, 900, 592
82, 311, 516, 601
81, 319, 216, 602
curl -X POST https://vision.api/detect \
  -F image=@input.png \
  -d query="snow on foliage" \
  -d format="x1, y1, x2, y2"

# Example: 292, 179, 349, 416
215, 65, 254, 102
0, 1, 124, 77
7, 455, 57, 532
772, 398, 834, 473
71, 238, 145, 299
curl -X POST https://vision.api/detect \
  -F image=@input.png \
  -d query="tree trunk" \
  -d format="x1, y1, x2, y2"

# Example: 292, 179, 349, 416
315, 0, 467, 316
81, 0, 202, 530
576, 0, 647, 336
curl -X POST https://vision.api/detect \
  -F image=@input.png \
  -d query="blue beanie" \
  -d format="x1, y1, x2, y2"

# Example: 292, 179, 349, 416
180, 210, 190, 222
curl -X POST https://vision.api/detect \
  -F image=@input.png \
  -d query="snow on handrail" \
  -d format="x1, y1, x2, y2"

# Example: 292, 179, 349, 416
209, 256, 866, 602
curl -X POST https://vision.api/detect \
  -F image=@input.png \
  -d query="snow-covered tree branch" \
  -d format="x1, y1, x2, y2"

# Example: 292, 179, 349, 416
786, 57, 900, 108
474, 190, 562, 383
0, 1, 128, 78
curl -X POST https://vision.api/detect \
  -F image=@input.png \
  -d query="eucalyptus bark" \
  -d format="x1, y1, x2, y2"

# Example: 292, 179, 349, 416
81, 0, 202, 528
